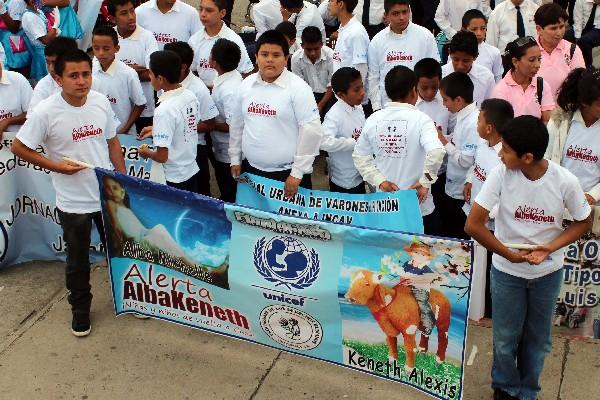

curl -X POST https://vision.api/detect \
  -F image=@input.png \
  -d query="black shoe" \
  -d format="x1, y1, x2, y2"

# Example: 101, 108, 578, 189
71, 313, 91, 337
493, 389, 519, 400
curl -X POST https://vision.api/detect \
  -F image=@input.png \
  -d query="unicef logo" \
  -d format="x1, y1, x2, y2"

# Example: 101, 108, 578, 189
0, 221, 7, 263
260, 305, 323, 351
254, 236, 320, 290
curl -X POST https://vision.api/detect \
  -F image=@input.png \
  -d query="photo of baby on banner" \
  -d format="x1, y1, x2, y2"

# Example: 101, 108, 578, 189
98, 173, 231, 289
340, 236, 472, 400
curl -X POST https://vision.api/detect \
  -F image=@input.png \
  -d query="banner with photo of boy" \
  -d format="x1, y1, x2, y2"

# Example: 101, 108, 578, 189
236, 173, 424, 233
97, 169, 473, 400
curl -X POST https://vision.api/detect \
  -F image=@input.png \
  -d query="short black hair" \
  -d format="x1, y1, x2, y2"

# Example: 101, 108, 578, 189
92, 25, 119, 46
106, 0, 134, 16
499, 115, 548, 160
206, 0, 228, 11
503, 36, 538, 72
54, 49, 92, 76
279, 0, 303, 9
210, 38, 241, 72
449, 30, 479, 58
274, 21, 296, 43
440, 71, 474, 103
414, 58, 442, 80
480, 99, 514, 132
44, 36, 78, 57
256, 29, 290, 56
534, 2, 568, 28
384, 0, 410, 14
301, 26, 323, 44
337, 0, 358, 13
149, 50, 181, 84
385, 65, 417, 102
461, 8, 486, 28
331, 67, 362, 94
557, 67, 600, 112
164, 41, 194, 69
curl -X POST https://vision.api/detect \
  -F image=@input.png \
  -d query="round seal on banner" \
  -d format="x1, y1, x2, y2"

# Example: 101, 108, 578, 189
0, 221, 8, 263
260, 304, 323, 351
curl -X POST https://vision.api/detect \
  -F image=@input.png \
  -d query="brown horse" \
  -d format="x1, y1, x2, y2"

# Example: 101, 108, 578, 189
344, 269, 451, 370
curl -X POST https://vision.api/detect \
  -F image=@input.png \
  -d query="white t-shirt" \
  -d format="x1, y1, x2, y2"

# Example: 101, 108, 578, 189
92, 59, 147, 134
180, 72, 219, 145
0, 69, 32, 132
463, 139, 501, 216
210, 70, 243, 163
153, 87, 200, 183
332, 17, 369, 73
16, 91, 120, 213
442, 62, 495, 108
475, 161, 591, 279
115, 25, 159, 118
291, 2, 326, 43
367, 24, 440, 109
7, 0, 26, 21
135, 0, 203, 49
445, 103, 479, 199
290, 46, 333, 94
476, 42, 503, 82
353, 102, 443, 216
561, 113, 600, 194
188, 23, 254, 87
21, 9, 46, 48
231, 69, 320, 172
252, 0, 283, 39
321, 100, 365, 189
29, 74, 61, 111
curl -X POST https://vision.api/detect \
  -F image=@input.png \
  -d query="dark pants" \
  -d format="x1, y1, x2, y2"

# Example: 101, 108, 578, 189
442, 196, 469, 239
213, 159, 237, 202
242, 159, 312, 189
578, 28, 600, 67
135, 116, 153, 135
414, 0, 439, 32
423, 209, 443, 237
329, 180, 366, 194
58, 210, 105, 315
167, 171, 201, 193
196, 143, 213, 197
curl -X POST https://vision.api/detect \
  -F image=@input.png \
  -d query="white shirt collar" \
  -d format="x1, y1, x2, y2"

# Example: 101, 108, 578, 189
255, 69, 291, 89
456, 102, 478, 123
213, 70, 242, 88
157, 85, 184, 103
416, 93, 442, 105
297, 49, 328, 63
339, 16, 358, 31
388, 22, 412, 37
116, 25, 142, 41
197, 22, 228, 41
150, 0, 181, 13
385, 101, 417, 110
93, 58, 119, 76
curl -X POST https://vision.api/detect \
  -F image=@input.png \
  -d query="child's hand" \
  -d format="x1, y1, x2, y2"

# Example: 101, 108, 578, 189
437, 128, 448, 145
409, 182, 428, 203
379, 181, 399, 192
585, 193, 596, 205
138, 144, 151, 160
231, 164, 241, 179
524, 245, 552, 265
506, 249, 530, 264
54, 159, 86, 175
138, 126, 153, 140
463, 183, 472, 204
284, 176, 301, 198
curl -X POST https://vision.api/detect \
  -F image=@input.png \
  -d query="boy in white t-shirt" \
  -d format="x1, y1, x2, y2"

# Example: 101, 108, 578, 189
163, 41, 219, 197
321, 67, 366, 193
0, 59, 32, 138
462, 8, 503, 82
208, 38, 242, 202
279, 0, 326, 43
28, 36, 78, 111
108, 0, 159, 132
353, 65, 446, 235
11, 49, 126, 337
367, 0, 440, 111
465, 115, 592, 400
91, 26, 147, 135
21, 1, 60, 80
188, 0, 253, 88
135, 0, 203, 49
438, 71, 479, 239
328, 0, 369, 83
139, 50, 201, 192
229, 30, 323, 198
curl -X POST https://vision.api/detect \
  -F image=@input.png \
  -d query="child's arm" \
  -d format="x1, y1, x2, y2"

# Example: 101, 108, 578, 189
317, 87, 333, 114
118, 105, 145, 134
139, 144, 168, 163
438, 121, 477, 168
107, 136, 126, 173
0, 113, 27, 139
352, 119, 391, 190
464, 165, 474, 204
320, 112, 356, 153
42, 0, 69, 6
433, 0, 456, 40
119, 74, 147, 134
12, 138, 86, 174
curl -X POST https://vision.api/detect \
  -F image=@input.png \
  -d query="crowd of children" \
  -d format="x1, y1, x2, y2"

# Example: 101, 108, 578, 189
2, 1, 599, 399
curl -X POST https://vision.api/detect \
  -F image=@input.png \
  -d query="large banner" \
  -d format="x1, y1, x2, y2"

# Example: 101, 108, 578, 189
236, 173, 424, 233
554, 219, 600, 339
97, 168, 473, 400
0, 133, 152, 268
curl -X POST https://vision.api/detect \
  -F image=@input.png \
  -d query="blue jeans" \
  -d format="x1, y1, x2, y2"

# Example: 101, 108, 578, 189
490, 267, 563, 400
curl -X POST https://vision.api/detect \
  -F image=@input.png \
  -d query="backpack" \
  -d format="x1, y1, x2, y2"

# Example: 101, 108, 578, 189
537, 76, 543, 105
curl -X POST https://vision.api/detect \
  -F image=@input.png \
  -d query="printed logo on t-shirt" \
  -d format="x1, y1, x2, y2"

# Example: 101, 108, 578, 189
153, 32, 177, 44
386, 51, 413, 63
185, 106, 197, 141
0, 110, 13, 121
72, 125, 103, 142
514, 205, 555, 224
106, 95, 117, 105
197, 58, 212, 70
352, 127, 362, 141
120, 58, 135, 66
247, 102, 277, 117
565, 144, 599, 163
473, 163, 486, 183
376, 120, 407, 158
332, 51, 341, 63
